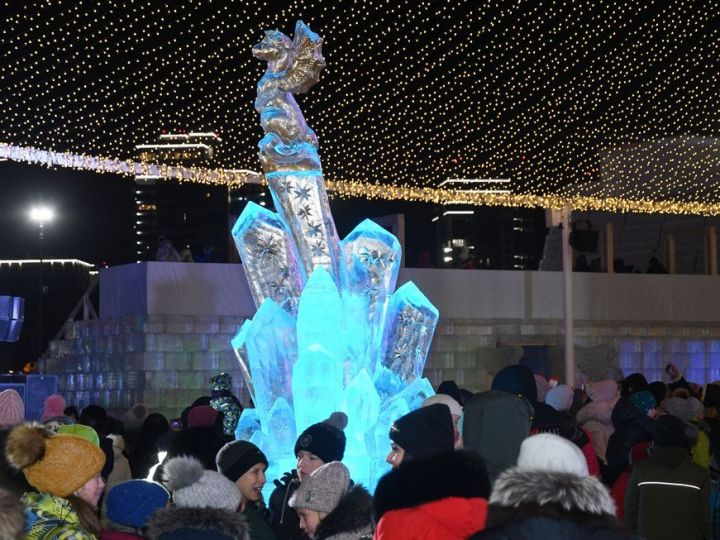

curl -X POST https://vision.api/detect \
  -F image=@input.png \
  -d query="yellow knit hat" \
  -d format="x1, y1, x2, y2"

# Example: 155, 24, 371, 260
5, 423, 105, 497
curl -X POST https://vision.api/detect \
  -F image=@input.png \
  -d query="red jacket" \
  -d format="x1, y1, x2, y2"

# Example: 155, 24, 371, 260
374, 496, 487, 540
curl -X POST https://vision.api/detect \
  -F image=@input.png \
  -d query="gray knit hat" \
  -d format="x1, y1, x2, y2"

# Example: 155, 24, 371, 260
289, 461, 349, 514
163, 456, 241, 512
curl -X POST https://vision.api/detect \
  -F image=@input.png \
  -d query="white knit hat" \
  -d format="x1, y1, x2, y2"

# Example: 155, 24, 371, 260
516, 433, 588, 477
422, 394, 463, 417
163, 456, 241, 512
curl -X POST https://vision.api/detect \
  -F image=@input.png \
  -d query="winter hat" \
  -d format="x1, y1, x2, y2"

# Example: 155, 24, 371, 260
57, 423, 100, 445
491, 364, 537, 403
216, 440, 268, 482
0, 389, 24, 429
41, 394, 66, 422
586, 380, 618, 402
106, 480, 170, 529
187, 405, 219, 428
516, 433, 588, 477
534, 375, 550, 403
648, 381, 668, 405
661, 397, 693, 423
437, 380, 464, 405
688, 397, 705, 420
289, 461, 349, 514
652, 414, 697, 449
5, 423, 105, 497
422, 394, 462, 417
389, 403, 454, 460
629, 390, 656, 416
295, 412, 348, 463
163, 456, 241, 511
545, 385, 574, 412
210, 372, 232, 393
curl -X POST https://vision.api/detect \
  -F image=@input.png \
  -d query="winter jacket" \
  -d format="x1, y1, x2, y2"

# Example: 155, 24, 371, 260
268, 471, 307, 540
470, 467, 632, 540
577, 398, 617, 464
21, 491, 98, 540
461, 390, 532, 485
624, 447, 711, 540
242, 501, 278, 540
604, 398, 653, 485
146, 506, 250, 540
691, 421, 711, 469
314, 485, 373, 540
372, 451, 490, 540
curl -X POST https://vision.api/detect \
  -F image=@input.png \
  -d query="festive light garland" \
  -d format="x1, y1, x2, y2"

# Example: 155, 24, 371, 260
0, 1, 718, 212
5, 142, 720, 216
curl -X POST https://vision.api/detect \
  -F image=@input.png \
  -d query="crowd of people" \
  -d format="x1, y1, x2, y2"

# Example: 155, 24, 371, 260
1, 364, 719, 540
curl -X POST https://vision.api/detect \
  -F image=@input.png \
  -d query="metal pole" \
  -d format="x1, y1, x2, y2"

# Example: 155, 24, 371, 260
561, 204, 575, 387
38, 220, 44, 360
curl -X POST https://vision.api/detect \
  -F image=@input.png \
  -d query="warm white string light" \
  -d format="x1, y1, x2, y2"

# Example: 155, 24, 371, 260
0, 1, 718, 214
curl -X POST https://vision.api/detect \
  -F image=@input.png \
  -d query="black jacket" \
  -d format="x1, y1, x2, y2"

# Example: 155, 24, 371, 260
471, 467, 633, 540
604, 398, 653, 484
268, 471, 307, 540
146, 506, 250, 540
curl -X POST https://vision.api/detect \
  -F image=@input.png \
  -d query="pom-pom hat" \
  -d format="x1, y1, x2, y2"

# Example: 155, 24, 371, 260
163, 455, 241, 512
289, 461, 349, 514
295, 412, 348, 463
5, 423, 105, 497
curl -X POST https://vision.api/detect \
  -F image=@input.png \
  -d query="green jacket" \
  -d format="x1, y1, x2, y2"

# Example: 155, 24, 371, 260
243, 502, 278, 540
624, 447, 711, 540
21, 491, 98, 540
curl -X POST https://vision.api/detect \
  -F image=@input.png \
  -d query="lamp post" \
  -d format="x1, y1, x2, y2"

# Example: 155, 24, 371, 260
29, 206, 54, 359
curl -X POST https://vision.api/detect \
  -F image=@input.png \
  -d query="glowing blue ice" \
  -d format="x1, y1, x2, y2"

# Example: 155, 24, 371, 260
341, 219, 401, 380
235, 407, 261, 441
342, 369, 381, 457
267, 397, 297, 458
245, 299, 297, 430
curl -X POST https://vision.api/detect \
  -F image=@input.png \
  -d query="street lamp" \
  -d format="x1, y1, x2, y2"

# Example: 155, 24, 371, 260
29, 206, 54, 359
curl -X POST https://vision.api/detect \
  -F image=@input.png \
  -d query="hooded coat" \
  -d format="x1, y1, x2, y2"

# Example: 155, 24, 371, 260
604, 398, 653, 485
146, 506, 250, 540
470, 468, 632, 539
461, 390, 532, 485
576, 399, 616, 465
313, 485, 373, 540
372, 451, 490, 540
624, 447, 711, 540
21, 491, 98, 540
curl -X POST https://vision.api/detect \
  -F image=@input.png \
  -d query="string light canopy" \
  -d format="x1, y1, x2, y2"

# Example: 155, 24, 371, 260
1, 1, 718, 214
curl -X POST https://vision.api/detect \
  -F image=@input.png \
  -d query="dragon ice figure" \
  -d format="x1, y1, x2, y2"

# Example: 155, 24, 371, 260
252, 21, 326, 173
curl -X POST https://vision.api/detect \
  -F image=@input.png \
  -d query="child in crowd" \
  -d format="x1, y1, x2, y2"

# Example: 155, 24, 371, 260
269, 412, 347, 540
289, 461, 372, 540
103, 479, 169, 540
147, 455, 248, 540
5, 423, 106, 539
217, 440, 277, 540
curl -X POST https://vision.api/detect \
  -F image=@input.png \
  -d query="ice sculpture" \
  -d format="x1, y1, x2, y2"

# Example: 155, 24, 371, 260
231, 20, 439, 494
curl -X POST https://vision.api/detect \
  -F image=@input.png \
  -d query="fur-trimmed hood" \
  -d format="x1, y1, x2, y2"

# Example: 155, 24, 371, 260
146, 506, 249, 540
314, 485, 373, 540
488, 467, 616, 523
576, 399, 616, 427
372, 450, 490, 523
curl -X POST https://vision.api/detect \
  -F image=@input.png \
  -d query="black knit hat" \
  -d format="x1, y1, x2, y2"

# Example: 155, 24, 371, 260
491, 364, 537, 403
389, 403, 454, 460
294, 412, 348, 463
652, 414, 697, 449
216, 440, 268, 482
